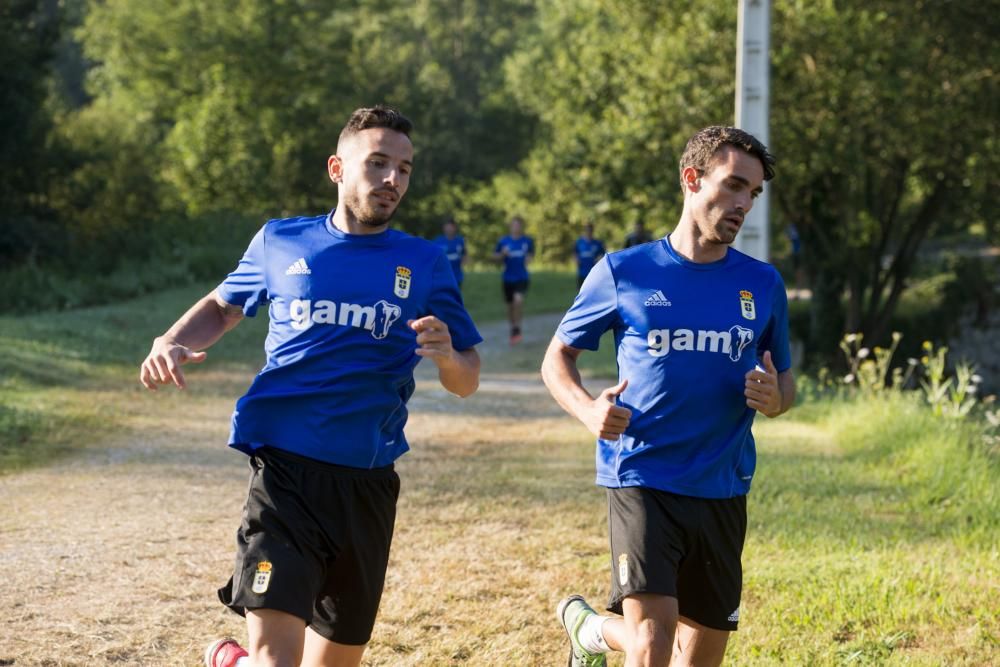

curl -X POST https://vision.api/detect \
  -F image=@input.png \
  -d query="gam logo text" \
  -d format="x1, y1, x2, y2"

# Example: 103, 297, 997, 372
289, 298, 401, 340
647, 326, 754, 362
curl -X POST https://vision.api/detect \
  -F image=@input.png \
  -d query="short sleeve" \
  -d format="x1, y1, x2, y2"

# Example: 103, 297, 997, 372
217, 226, 269, 317
556, 256, 621, 351
527, 237, 536, 254
425, 252, 483, 351
494, 238, 504, 253
758, 270, 792, 372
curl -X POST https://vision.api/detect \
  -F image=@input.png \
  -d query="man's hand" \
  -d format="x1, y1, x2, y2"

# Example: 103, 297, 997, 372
581, 379, 632, 440
139, 337, 207, 390
409, 316, 457, 365
745, 350, 782, 417
409, 316, 480, 397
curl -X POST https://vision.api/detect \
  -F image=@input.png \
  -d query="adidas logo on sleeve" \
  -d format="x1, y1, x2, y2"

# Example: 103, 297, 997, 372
644, 290, 672, 306
285, 258, 311, 275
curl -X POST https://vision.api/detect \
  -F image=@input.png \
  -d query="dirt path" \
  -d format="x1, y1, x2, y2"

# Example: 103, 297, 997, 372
1, 313, 609, 666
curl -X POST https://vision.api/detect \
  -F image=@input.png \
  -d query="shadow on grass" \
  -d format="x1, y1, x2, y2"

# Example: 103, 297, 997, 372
0, 403, 97, 473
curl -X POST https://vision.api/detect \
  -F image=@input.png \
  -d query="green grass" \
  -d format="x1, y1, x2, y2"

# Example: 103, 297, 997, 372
734, 396, 999, 665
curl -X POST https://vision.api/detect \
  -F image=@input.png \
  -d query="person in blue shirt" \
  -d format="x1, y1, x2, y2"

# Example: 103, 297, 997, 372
574, 223, 606, 288
432, 216, 467, 288
140, 107, 482, 667
542, 126, 795, 667
493, 216, 535, 345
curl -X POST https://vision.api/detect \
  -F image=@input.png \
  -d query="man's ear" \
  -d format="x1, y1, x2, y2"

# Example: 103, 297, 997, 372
681, 166, 701, 193
327, 155, 343, 184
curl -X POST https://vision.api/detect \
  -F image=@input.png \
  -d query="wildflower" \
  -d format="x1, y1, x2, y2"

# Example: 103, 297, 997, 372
891, 332, 902, 342
858, 348, 870, 359
907, 358, 918, 366
844, 333, 859, 343
843, 374, 855, 384
922, 340, 932, 351
921, 356, 930, 365
972, 374, 983, 384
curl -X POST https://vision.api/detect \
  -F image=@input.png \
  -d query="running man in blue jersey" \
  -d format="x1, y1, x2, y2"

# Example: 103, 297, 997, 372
574, 223, 606, 289
542, 126, 795, 667
432, 216, 467, 288
139, 107, 482, 667
493, 216, 535, 344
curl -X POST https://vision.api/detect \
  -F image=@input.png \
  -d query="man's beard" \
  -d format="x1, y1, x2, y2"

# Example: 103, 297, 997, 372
343, 190, 398, 227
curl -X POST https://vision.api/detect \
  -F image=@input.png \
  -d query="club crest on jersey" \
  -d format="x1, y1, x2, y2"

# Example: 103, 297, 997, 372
739, 290, 756, 320
618, 553, 629, 586
394, 266, 412, 299
252, 561, 272, 594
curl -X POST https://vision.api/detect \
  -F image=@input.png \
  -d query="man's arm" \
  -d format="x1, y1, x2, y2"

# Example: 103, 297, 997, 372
139, 289, 244, 390
744, 350, 796, 417
409, 315, 480, 397
541, 336, 631, 440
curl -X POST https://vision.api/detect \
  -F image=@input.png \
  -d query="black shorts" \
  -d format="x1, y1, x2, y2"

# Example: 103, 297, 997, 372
502, 280, 530, 303
218, 447, 400, 645
607, 487, 747, 631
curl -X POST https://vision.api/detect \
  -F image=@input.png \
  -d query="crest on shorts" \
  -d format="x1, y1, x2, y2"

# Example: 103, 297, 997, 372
252, 561, 272, 594
739, 290, 756, 321
618, 553, 629, 586
394, 266, 412, 299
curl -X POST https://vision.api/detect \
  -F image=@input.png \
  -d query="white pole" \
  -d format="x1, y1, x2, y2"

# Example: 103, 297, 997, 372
733, 0, 771, 262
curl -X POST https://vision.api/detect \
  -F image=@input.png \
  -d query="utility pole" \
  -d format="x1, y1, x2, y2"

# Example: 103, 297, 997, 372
733, 0, 771, 262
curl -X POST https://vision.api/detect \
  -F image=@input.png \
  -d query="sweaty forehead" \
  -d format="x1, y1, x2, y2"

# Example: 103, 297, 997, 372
339, 128, 414, 161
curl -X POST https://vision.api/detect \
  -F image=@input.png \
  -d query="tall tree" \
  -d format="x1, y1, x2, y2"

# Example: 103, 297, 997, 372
0, 0, 59, 264
493, 0, 738, 260
771, 0, 999, 359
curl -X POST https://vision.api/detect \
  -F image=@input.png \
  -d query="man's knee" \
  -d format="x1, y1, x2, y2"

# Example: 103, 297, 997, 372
629, 616, 673, 659
247, 609, 306, 667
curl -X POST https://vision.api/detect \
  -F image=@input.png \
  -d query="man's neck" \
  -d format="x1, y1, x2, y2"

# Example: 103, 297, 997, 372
669, 216, 728, 264
331, 206, 388, 236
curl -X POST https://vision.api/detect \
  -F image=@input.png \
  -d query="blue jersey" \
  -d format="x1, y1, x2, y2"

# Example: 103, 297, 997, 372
217, 212, 483, 468
556, 237, 791, 498
574, 237, 606, 278
432, 234, 466, 283
495, 236, 535, 283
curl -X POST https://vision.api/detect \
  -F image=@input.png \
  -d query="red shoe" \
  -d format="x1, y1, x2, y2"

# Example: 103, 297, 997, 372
509, 328, 523, 345
204, 638, 248, 667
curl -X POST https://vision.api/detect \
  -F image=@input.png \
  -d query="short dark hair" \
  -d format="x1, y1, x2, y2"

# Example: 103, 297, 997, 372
678, 126, 775, 189
338, 105, 413, 147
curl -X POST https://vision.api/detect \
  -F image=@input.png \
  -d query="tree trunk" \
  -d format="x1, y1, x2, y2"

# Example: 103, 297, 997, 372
807, 264, 847, 369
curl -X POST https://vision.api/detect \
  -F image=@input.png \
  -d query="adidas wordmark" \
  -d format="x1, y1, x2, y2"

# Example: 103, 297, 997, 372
644, 290, 671, 307
285, 258, 311, 275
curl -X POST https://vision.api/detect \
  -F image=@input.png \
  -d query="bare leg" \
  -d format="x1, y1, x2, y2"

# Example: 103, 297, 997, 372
511, 292, 524, 331
669, 616, 729, 667
245, 609, 306, 667
300, 626, 367, 667
603, 594, 678, 667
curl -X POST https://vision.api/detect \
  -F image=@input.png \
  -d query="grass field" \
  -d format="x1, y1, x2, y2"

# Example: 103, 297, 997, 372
1, 270, 997, 665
